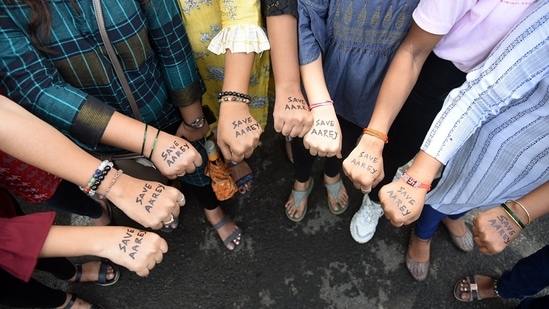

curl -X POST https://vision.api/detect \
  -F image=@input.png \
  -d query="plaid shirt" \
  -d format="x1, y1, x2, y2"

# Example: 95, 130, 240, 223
0, 0, 204, 152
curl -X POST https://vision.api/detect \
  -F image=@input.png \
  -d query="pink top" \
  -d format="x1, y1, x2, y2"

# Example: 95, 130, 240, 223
412, 0, 537, 72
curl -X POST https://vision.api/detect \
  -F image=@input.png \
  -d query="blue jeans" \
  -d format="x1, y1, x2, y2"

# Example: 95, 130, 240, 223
414, 204, 466, 240
498, 244, 549, 309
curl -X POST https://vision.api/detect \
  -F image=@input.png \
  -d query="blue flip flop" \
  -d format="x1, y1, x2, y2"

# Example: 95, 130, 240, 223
286, 179, 314, 222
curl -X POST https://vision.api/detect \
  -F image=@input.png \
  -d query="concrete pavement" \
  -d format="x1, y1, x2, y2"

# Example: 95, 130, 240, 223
9, 115, 549, 309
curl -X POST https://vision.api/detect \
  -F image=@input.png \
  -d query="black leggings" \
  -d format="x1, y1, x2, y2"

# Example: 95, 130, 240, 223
369, 52, 466, 202
292, 116, 363, 183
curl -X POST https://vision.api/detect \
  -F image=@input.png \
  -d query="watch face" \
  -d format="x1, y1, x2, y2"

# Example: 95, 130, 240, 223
186, 116, 205, 129
193, 118, 205, 128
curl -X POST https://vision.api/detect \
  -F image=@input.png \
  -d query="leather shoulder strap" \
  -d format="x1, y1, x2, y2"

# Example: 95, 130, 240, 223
92, 0, 142, 121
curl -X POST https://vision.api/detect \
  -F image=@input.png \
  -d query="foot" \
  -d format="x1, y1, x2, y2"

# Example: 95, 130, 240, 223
408, 233, 430, 264
229, 160, 254, 194
68, 261, 117, 284
206, 207, 243, 251
350, 195, 383, 243
285, 178, 313, 221
443, 217, 474, 252
58, 294, 104, 309
406, 232, 431, 281
324, 174, 348, 214
454, 275, 498, 302
91, 200, 111, 226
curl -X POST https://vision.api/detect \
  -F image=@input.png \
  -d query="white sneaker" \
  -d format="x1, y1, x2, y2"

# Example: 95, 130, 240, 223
350, 194, 384, 243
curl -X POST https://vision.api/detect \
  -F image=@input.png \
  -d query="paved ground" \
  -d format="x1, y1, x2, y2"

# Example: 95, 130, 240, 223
9, 114, 549, 309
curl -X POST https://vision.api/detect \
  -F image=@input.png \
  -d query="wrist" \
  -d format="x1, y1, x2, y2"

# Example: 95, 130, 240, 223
101, 174, 132, 206
362, 128, 388, 144
506, 200, 531, 226
182, 115, 206, 129
401, 170, 432, 191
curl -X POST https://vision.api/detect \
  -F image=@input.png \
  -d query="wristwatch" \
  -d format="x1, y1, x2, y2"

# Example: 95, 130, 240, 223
183, 116, 206, 129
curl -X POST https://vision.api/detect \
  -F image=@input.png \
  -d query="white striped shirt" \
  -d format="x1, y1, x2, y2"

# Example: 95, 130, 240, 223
422, 1, 549, 215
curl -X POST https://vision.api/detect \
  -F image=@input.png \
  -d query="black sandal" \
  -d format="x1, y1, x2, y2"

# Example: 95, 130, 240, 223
64, 294, 105, 309
73, 259, 120, 287
213, 215, 245, 252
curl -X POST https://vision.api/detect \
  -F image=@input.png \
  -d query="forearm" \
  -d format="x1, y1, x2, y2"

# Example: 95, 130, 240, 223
367, 49, 425, 132
0, 97, 111, 188
100, 111, 156, 157
219, 51, 256, 117
367, 22, 440, 133
222, 50, 255, 93
300, 56, 331, 103
39, 225, 114, 258
267, 14, 301, 92
507, 181, 549, 226
404, 150, 444, 185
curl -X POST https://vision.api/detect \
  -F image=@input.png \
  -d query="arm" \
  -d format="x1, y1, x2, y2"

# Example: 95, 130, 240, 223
217, 50, 263, 162
268, 12, 313, 138
297, 0, 341, 158
42, 225, 168, 277
0, 95, 185, 230
342, 22, 442, 190
209, 0, 268, 162
378, 4, 549, 227
300, 55, 342, 158
0, 3, 203, 179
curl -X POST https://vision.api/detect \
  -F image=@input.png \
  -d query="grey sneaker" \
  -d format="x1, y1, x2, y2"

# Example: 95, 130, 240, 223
350, 194, 384, 243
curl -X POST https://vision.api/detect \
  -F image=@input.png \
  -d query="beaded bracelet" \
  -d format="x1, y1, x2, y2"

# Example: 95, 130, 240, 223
363, 128, 389, 143
493, 279, 501, 298
217, 91, 251, 101
507, 199, 531, 225
500, 202, 525, 230
81, 160, 113, 197
308, 100, 334, 110
99, 169, 124, 200
218, 95, 251, 105
217, 91, 251, 105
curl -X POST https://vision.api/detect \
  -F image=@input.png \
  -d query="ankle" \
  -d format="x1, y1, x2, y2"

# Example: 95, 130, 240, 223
323, 173, 340, 184
293, 178, 311, 190
205, 206, 223, 225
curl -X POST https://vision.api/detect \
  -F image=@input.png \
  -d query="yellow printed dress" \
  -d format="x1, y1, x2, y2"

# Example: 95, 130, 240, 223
178, 0, 271, 130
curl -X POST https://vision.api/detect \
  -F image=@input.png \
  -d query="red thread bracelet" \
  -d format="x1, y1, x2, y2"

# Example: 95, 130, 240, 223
309, 100, 334, 110
401, 171, 431, 191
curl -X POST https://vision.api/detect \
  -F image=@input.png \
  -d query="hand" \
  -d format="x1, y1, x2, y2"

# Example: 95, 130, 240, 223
343, 134, 386, 192
107, 174, 186, 230
149, 131, 202, 179
473, 207, 521, 255
105, 227, 168, 277
217, 102, 262, 162
176, 120, 210, 143
302, 105, 341, 157
378, 179, 427, 227
273, 93, 313, 138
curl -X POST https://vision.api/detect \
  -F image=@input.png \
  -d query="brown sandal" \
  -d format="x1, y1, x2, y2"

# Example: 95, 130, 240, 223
453, 275, 499, 302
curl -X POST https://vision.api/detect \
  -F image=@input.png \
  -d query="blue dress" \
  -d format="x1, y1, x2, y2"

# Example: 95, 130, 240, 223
298, 0, 419, 127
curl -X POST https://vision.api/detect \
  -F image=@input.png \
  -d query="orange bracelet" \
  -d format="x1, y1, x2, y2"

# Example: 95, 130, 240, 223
363, 128, 388, 143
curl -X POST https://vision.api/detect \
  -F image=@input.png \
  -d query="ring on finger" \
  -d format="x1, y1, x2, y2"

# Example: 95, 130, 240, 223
162, 214, 175, 225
